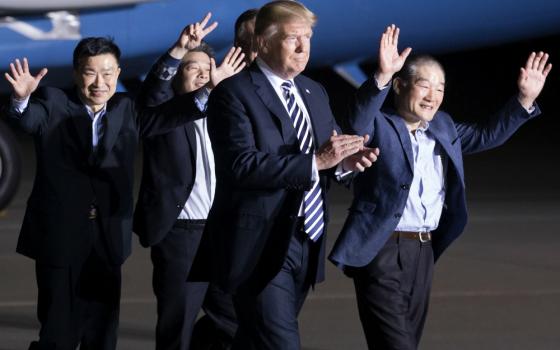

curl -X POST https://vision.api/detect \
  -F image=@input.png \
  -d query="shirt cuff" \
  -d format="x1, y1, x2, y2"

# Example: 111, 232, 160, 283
12, 95, 30, 114
194, 88, 210, 112
335, 163, 353, 181
311, 154, 319, 182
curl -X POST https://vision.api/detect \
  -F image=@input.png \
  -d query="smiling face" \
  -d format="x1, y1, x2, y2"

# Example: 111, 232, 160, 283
177, 51, 211, 94
395, 63, 445, 130
258, 18, 312, 80
74, 53, 121, 112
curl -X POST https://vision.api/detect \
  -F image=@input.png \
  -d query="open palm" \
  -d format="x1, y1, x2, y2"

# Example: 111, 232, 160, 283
4, 58, 47, 99
517, 51, 552, 108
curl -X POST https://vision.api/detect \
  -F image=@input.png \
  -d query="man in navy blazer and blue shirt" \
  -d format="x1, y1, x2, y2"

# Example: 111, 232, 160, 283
329, 25, 552, 349
133, 13, 246, 350
192, 1, 379, 348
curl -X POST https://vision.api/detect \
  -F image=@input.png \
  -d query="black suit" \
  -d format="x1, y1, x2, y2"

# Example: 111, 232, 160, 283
4, 86, 202, 349
192, 61, 340, 348
133, 53, 236, 350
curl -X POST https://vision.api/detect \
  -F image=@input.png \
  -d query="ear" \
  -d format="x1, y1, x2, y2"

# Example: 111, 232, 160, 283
256, 35, 268, 54
393, 77, 404, 95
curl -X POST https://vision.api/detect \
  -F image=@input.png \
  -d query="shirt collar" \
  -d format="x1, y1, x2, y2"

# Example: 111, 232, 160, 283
256, 57, 295, 91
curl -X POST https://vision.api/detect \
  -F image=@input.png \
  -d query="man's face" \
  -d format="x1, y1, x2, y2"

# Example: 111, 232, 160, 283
236, 19, 257, 65
74, 53, 121, 112
258, 18, 312, 80
178, 51, 211, 93
396, 64, 445, 128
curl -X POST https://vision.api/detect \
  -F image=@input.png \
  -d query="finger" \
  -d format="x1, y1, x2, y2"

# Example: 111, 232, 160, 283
4, 72, 16, 85
9, 62, 19, 79
537, 53, 549, 72
23, 57, 30, 73
532, 51, 544, 70
525, 52, 536, 70
400, 47, 412, 61
332, 129, 338, 136
210, 57, 216, 71
373, 147, 380, 156
233, 51, 246, 69
230, 46, 243, 62
202, 21, 218, 37
36, 67, 48, 81
199, 12, 212, 28
359, 156, 373, 168
223, 46, 236, 63
363, 134, 370, 145
355, 162, 365, 172
542, 63, 552, 77
15, 58, 24, 75
392, 25, 399, 46
234, 61, 246, 73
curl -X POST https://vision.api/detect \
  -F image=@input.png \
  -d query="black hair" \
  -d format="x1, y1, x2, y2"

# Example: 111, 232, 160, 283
72, 37, 121, 70
395, 54, 445, 84
234, 8, 258, 45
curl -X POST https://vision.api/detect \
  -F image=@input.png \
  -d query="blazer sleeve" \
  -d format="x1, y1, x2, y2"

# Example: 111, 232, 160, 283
455, 96, 540, 155
2, 87, 53, 135
136, 53, 180, 107
207, 82, 314, 191
347, 77, 390, 141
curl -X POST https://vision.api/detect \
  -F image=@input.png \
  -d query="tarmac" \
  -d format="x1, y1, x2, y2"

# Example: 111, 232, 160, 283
1, 132, 559, 349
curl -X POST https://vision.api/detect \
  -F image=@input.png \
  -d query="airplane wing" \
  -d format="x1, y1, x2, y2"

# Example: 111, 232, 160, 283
0, 0, 154, 14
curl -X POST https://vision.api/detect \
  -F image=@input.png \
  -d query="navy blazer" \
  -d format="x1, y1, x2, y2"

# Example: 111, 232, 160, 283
329, 78, 539, 269
193, 63, 340, 293
4, 86, 202, 267
133, 54, 204, 247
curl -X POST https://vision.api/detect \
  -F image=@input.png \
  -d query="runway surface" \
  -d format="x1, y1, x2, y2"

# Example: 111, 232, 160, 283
0, 129, 558, 350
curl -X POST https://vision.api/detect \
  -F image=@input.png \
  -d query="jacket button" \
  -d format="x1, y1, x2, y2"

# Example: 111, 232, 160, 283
394, 213, 401, 218
401, 184, 410, 190
177, 204, 182, 208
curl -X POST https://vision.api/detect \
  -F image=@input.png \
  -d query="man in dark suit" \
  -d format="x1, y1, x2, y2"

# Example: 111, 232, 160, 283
3, 36, 204, 349
329, 25, 552, 349
133, 13, 245, 350
194, 1, 379, 348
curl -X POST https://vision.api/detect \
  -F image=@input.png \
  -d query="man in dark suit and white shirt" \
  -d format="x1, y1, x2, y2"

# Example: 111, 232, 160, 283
3, 35, 204, 349
193, 1, 379, 348
329, 25, 552, 349
133, 13, 245, 350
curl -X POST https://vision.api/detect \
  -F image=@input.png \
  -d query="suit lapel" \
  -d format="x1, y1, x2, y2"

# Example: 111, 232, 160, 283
386, 113, 414, 172
428, 117, 465, 185
250, 65, 295, 144
185, 122, 197, 168
67, 90, 93, 159
295, 76, 330, 147
97, 97, 125, 163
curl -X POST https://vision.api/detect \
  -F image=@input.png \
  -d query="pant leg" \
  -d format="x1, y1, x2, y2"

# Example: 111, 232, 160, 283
152, 222, 209, 350
191, 285, 237, 349
232, 231, 311, 350
352, 236, 434, 350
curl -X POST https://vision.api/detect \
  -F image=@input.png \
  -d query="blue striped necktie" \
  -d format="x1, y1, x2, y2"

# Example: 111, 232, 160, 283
281, 81, 324, 241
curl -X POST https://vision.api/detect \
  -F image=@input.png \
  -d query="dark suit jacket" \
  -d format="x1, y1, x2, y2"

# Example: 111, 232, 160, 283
329, 78, 540, 269
4, 86, 203, 267
133, 53, 202, 247
193, 63, 340, 294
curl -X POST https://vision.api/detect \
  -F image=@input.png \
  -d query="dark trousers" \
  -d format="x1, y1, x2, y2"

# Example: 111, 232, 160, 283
151, 220, 208, 350
232, 229, 312, 350
352, 235, 434, 350
31, 220, 121, 350
191, 284, 238, 349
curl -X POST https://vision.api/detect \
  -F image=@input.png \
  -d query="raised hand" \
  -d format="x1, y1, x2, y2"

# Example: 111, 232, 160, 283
517, 51, 552, 109
376, 24, 412, 87
208, 47, 246, 89
4, 57, 48, 100
169, 12, 219, 59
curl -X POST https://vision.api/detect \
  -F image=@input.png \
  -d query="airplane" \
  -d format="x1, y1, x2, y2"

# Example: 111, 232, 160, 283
0, 0, 559, 209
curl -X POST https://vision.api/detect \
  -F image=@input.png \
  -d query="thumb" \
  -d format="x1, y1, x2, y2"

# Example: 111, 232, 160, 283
332, 129, 338, 136
210, 57, 216, 71
36, 68, 48, 81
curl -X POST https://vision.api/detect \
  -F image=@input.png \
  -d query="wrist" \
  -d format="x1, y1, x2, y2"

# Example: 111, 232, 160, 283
168, 46, 187, 60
